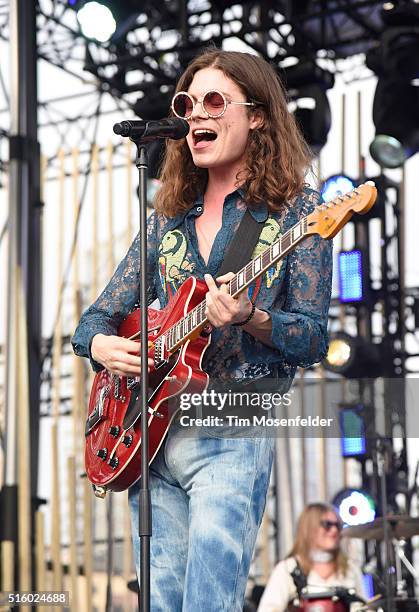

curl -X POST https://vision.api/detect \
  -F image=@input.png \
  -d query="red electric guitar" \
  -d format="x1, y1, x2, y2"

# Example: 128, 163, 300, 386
84, 182, 377, 496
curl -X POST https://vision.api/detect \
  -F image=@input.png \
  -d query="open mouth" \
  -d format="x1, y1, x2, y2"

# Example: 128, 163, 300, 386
192, 129, 218, 146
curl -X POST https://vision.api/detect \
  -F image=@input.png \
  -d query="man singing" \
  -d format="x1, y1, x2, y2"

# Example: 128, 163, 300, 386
72, 48, 333, 611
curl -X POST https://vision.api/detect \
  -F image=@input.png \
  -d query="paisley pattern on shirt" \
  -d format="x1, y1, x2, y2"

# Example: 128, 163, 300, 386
158, 228, 195, 298
248, 217, 285, 302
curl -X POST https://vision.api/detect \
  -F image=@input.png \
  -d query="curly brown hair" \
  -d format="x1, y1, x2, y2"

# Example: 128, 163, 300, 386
153, 48, 312, 217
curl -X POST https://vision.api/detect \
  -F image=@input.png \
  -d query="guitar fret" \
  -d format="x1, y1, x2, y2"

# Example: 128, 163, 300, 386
254, 256, 261, 273
262, 250, 271, 267
245, 265, 251, 283
282, 232, 291, 250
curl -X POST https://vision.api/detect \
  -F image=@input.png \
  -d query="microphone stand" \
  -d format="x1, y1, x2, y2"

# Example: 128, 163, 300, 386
113, 117, 188, 612
132, 139, 151, 612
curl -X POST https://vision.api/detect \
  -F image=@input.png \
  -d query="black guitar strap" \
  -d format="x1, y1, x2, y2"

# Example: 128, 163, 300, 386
290, 558, 308, 598
217, 208, 264, 277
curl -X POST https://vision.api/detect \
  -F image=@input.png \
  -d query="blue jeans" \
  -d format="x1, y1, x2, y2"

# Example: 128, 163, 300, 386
128, 422, 275, 611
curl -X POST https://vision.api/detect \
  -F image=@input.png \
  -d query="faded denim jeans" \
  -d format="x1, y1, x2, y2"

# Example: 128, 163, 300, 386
128, 421, 275, 611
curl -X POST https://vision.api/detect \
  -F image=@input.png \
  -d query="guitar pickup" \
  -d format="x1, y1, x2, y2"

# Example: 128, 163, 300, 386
85, 385, 109, 436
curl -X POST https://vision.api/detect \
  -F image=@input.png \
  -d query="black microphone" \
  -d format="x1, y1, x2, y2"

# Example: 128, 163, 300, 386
112, 117, 189, 141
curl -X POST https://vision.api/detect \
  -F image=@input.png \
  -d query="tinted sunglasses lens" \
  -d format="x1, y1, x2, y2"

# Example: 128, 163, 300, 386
173, 93, 193, 118
203, 91, 226, 116
322, 520, 342, 531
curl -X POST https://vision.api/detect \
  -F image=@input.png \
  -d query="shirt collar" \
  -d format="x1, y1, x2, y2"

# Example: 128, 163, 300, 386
164, 187, 268, 231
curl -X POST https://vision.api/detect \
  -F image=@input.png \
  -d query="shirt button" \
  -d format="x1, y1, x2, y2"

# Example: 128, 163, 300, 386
196, 206, 202, 212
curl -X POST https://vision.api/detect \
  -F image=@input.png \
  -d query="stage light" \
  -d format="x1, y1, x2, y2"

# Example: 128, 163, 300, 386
321, 174, 356, 203
283, 63, 334, 155
76, 1, 116, 42
369, 79, 419, 168
339, 404, 367, 458
323, 333, 381, 379
325, 333, 352, 371
333, 489, 376, 527
291, 85, 331, 155
362, 574, 375, 600
366, 4, 419, 168
338, 250, 364, 303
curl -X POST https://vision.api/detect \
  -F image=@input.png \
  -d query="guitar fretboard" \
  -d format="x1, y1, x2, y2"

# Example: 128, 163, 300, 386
165, 216, 308, 352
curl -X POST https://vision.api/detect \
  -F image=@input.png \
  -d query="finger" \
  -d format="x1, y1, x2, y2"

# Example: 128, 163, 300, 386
216, 292, 239, 311
115, 352, 141, 367
206, 290, 225, 320
205, 276, 231, 310
111, 362, 141, 376
215, 272, 235, 283
205, 308, 222, 328
205, 295, 222, 327
204, 273, 219, 291
118, 338, 141, 353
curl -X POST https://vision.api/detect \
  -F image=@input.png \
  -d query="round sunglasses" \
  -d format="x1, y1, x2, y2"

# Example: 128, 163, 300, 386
171, 89, 257, 120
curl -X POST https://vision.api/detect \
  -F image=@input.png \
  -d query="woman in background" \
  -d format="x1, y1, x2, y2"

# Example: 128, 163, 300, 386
258, 502, 366, 612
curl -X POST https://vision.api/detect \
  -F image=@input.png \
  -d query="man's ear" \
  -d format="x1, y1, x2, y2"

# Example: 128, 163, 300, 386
249, 109, 265, 131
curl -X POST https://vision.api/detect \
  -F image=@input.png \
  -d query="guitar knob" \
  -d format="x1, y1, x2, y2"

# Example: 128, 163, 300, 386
108, 426, 120, 438
108, 457, 119, 469
123, 434, 133, 447
97, 448, 108, 460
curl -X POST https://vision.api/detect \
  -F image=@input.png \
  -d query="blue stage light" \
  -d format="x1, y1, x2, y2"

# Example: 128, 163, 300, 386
321, 174, 355, 203
339, 406, 366, 458
338, 250, 364, 303
363, 574, 375, 600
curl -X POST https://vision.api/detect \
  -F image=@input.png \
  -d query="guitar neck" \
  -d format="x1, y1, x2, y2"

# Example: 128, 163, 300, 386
166, 215, 308, 352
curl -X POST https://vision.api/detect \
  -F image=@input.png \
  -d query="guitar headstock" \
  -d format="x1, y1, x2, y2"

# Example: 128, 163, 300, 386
306, 182, 378, 239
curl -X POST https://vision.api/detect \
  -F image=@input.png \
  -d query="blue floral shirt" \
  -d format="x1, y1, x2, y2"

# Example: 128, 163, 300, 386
71, 186, 333, 389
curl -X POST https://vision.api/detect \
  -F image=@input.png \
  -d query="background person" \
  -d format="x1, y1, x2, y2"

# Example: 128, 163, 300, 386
258, 503, 366, 612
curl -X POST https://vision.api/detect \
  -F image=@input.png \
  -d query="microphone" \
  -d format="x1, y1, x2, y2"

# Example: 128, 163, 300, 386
112, 117, 189, 141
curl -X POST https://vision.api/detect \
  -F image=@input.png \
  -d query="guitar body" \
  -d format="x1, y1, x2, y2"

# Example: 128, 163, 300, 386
84, 276, 211, 492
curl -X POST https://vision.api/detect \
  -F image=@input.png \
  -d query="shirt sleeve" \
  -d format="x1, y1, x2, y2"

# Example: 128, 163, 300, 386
71, 211, 158, 371
257, 560, 297, 612
265, 188, 333, 368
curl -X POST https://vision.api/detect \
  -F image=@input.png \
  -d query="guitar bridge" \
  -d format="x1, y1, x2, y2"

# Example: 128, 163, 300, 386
154, 335, 166, 366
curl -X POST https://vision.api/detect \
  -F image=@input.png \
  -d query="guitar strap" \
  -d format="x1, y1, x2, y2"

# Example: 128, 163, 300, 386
290, 558, 308, 598
217, 208, 265, 277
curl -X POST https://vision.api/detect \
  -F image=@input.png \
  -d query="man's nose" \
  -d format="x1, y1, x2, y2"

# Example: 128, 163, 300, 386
190, 98, 206, 120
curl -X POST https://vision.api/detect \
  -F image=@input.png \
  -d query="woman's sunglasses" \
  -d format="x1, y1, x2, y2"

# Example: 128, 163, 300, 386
171, 89, 257, 120
320, 519, 343, 532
